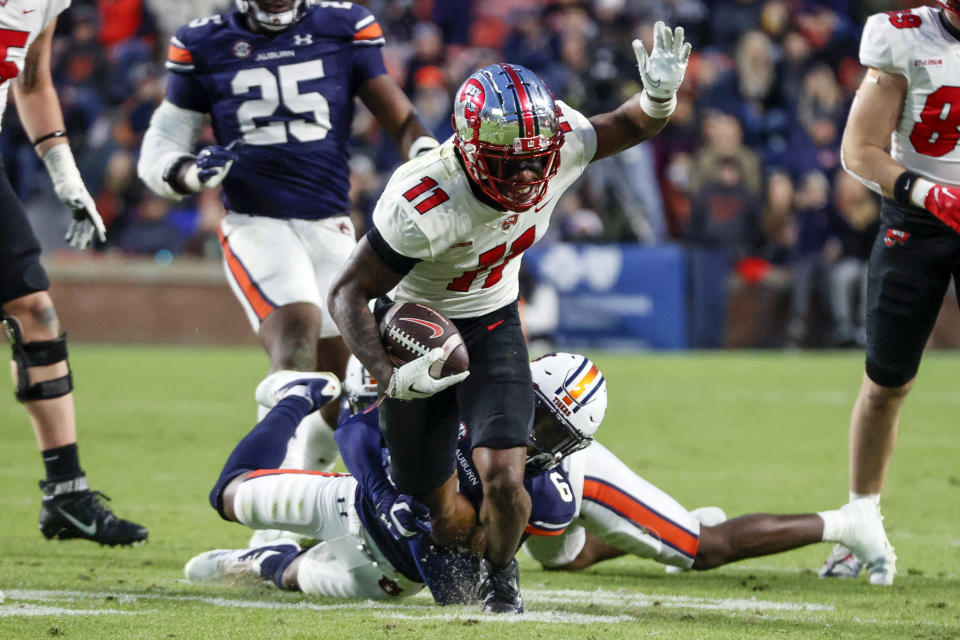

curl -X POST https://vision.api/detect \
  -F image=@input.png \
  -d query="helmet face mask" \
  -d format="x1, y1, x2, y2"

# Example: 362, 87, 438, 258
453, 64, 564, 213
525, 353, 607, 472
343, 356, 379, 414
941, 0, 960, 17
236, 0, 306, 32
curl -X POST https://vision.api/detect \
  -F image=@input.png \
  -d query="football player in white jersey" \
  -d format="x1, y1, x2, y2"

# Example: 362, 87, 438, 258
0, 1, 145, 544
819, 1, 960, 584
329, 23, 691, 613
522, 358, 894, 578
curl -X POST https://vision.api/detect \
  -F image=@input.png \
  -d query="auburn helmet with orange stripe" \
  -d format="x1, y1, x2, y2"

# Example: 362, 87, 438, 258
527, 352, 607, 472
452, 64, 565, 213
236, 0, 306, 31
940, 0, 960, 16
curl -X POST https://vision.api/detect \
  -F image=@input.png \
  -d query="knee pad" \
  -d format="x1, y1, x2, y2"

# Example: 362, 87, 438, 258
2, 316, 73, 402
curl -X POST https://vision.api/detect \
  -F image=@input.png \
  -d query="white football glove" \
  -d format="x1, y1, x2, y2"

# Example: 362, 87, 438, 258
385, 347, 470, 401
632, 21, 692, 101
42, 144, 106, 250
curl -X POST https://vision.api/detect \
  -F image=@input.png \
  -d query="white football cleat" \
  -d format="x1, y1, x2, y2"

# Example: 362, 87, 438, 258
835, 499, 897, 586
818, 543, 862, 579
665, 506, 727, 574
185, 541, 300, 582
255, 371, 341, 410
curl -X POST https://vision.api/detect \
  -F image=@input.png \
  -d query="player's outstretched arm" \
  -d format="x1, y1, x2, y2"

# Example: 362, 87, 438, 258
13, 19, 105, 249
358, 75, 438, 161
589, 21, 691, 162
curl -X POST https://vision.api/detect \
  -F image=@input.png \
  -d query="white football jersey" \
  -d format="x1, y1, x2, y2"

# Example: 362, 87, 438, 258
0, 0, 71, 133
373, 100, 597, 319
860, 5, 960, 185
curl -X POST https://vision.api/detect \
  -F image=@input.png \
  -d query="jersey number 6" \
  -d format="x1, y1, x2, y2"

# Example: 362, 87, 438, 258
232, 60, 332, 145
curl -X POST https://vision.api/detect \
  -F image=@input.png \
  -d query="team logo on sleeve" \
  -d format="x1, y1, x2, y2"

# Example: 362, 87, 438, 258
233, 41, 252, 58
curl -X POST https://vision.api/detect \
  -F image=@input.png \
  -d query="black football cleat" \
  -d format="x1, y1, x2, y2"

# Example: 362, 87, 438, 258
478, 557, 523, 614
39, 475, 148, 546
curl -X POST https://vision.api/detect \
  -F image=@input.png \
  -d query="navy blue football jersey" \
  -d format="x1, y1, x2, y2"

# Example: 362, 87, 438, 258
455, 425, 576, 539
164, 3, 387, 219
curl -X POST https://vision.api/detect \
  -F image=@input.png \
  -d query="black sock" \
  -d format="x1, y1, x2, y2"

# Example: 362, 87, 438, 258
42, 443, 83, 483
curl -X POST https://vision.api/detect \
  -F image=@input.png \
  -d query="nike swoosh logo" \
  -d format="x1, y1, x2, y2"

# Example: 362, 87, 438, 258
534, 198, 553, 213
56, 507, 97, 537
23, 9, 35, 13
487, 319, 505, 331
401, 317, 444, 338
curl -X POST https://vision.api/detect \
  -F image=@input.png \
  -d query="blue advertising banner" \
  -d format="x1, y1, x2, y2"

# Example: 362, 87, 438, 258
523, 244, 688, 349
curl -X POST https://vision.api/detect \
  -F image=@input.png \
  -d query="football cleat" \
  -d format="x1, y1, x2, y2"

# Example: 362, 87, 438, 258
39, 476, 148, 546
833, 499, 897, 586
818, 544, 862, 579
185, 541, 301, 582
477, 558, 523, 614
665, 506, 727, 574
255, 371, 341, 410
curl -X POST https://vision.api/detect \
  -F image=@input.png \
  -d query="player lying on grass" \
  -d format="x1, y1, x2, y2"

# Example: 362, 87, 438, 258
189, 354, 894, 601
519, 365, 895, 584
189, 355, 584, 603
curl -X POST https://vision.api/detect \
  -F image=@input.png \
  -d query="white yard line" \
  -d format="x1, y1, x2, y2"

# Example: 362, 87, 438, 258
0, 604, 146, 617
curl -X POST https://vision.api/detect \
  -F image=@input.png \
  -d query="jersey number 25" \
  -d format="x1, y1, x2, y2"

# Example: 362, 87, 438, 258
232, 60, 332, 145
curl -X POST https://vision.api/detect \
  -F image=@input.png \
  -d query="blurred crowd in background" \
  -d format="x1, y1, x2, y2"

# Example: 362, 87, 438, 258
2, 0, 922, 347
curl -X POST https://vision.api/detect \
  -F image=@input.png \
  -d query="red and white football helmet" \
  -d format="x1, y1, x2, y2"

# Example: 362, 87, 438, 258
940, 0, 960, 17
526, 352, 606, 472
235, 0, 306, 31
452, 63, 565, 213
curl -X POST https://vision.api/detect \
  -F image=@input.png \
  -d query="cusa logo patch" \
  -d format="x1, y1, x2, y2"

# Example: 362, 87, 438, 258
884, 229, 910, 247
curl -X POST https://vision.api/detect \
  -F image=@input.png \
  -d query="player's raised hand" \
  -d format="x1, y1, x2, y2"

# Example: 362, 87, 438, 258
632, 21, 692, 101
181, 139, 243, 192
42, 144, 107, 249
377, 493, 433, 541
386, 348, 470, 401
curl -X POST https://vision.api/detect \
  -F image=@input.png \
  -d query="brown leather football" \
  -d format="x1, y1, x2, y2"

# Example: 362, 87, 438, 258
379, 302, 469, 378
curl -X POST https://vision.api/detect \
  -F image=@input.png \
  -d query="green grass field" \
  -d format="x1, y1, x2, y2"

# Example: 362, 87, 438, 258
1, 346, 958, 639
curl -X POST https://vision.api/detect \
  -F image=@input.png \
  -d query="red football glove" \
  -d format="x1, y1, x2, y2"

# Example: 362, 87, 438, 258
923, 183, 960, 234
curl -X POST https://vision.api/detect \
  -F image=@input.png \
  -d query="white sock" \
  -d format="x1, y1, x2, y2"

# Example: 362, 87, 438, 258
818, 509, 847, 543
850, 492, 881, 506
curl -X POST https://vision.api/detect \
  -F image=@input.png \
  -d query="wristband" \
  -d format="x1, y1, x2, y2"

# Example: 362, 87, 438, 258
892, 170, 921, 207
162, 154, 198, 195
32, 130, 67, 146
640, 91, 677, 119
408, 135, 439, 160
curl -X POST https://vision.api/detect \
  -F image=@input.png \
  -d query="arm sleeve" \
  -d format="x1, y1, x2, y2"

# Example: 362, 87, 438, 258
333, 411, 397, 507
137, 100, 205, 199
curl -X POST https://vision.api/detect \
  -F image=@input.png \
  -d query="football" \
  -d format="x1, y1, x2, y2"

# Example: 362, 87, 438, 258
379, 302, 470, 378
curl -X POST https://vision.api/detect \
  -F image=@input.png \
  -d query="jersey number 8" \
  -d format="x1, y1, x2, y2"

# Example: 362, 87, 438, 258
232, 60, 332, 145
